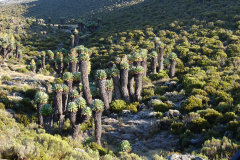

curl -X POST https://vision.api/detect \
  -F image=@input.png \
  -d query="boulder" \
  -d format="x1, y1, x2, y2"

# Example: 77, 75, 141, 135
121, 110, 132, 117
165, 110, 182, 119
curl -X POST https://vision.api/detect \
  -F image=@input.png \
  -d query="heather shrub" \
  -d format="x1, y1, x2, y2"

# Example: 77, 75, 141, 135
110, 100, 126, 113
125, 102, 139, 114
142, 88, 154, 98
197, 109, 222, 124
181, 96, 203, 112
179, 130, 195, 148
189, 117, 209, 133
169, 122, 186, 135
226, 120, 240, 134
153, 102, 171, 112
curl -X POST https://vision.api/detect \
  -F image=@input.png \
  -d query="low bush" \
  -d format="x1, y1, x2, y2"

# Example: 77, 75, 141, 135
181, 96, 203, 112
197, 108, 222, 124
153, 102, 170, 112
125, 102, 139, 114
179, 130, 195, 148
170, 122, 186, 135
149, 70, 169, 81
226, 120, 240, 134
87, 142, 108, 156
0, 103, 5, 109
142, 87, 154, 98
189, 117, 209, 133
110, 100, 126, 113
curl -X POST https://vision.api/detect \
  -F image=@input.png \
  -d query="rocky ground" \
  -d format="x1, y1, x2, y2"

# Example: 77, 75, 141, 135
0, 0, 36, 5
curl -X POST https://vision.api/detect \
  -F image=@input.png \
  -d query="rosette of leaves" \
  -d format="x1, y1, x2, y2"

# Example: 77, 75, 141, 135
153, 37, 160, 43
71, 35, 74, 38
63, 57, 68, 64
70, 90, 79, 98
109, 66, 119, 77
41, 51, 46, 56
129, 67, 136, 76
105, 80, 114, 91
68, 55, 78, 63
37, 60, 42, 65
79, 53, 89, 61
169, 52, 177, 60
47, 50, 54, 56
150, 51, 158, 58
73, 72, 81, 81
115, 57, 121, 64
90, 99, 104, 111
82, 107, 92, 116
140, 50, 147, 61
157, 42, 164, 48
163, 59, 171, 67
18, 50, 22, 55
120, 62, 130, 70
49, 59, 55, 64
40, 104, 54, 116
34, 91, 49, 104
62, 84, 69, 92
30, 65, 36, 69
127, 54, 134, 63
75, 97, 87, 108
55, 52, 63, 63
26, 65, 31, 70
63, 72, 73, 81
134, 66, 144, 74
95, 70, 107, 80
90, 85, 99, 97
67, 102, 78, 112
132, 52, 142, 62
52, 84, 63, 92
118, 140, 132, 152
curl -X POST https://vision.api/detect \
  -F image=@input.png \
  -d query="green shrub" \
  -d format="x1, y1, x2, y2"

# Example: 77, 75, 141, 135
154, 87, 166, 95
201, 137, 239, 159
25, 89, 39, 100
125, 102, 139, 114
14, 114, 31, 126
215, 102, 233, 114
226, 120, 240, 134
17, 98, 35, 113
191, 89, 208, 96
149, 70, 169, 81
87, 142, 108, 156
183, 76, 205, 93
110, 100, 126, 113
0, 103, 5, 109
142, 88, 154, 98
204, 129, 221, 140
222, 112, 236, 123
118, 140, 132, 152
179, 130, 194, 148
181, 96, 203, 112
1, 75, 11, 81
170, 122, 186, 135
215, 91, 233, 105
153, 102, 170, 112
197, 108, 222, 124
16, 68, 28, 73
189, 117, 209, 133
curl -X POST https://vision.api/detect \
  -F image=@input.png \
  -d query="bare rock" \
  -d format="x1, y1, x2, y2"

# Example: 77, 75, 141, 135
75, 148, 85, 153
165, 110, 182, 119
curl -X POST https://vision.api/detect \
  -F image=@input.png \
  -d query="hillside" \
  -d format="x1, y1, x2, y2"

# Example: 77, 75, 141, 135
1, 0, 240, 159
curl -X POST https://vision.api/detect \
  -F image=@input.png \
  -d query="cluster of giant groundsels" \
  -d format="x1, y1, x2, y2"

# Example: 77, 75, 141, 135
32, 37, 178, 147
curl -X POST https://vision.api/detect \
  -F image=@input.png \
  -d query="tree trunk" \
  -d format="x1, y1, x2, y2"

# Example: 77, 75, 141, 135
133, 61, 141, 67
57, 62, 63, 76
41, 55, 45, 68
115, 63, 120, 70
93, 110, 103, 145
169, 60, 177, 78
37, 103, 45, 126
106, 90, 112, 104
158, 47, 164, 72
112, 76, 122, 100
141, 60, 147, 77
71, 97, 77, 102
69, 111, 78, 139
151, 57, 157, 74
54, 91, 63, 115
64, 80, 73, 92
120, 69, 130, 102
62, 92, 68, 113
16, 46, 19, 58
59, 114, 64, 135
18, 54, 22, 61
74, 34, 79, 46
98, 79, 110, 116
69, 62, 77, 73
135, 73, 143, 102
71, 38, 74, 48
43, 115, 53, 134
128, 75, 135, 102
72, 80, 80, 90
63, 63, 68, 72
79, 61, 92, 106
